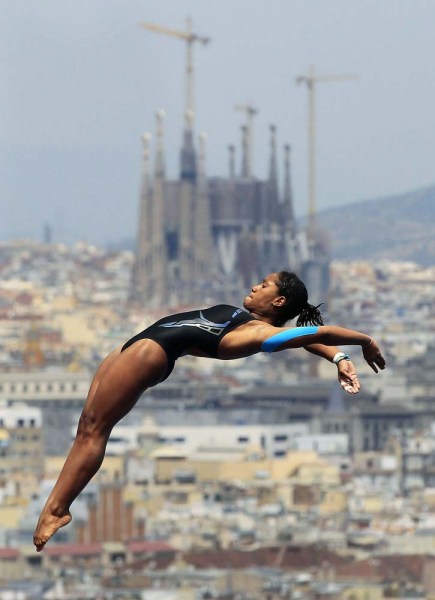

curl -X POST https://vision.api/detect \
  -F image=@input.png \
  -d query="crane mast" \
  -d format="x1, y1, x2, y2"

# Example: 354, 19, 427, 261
141, 18, 210, 127
296, 66, 357, 235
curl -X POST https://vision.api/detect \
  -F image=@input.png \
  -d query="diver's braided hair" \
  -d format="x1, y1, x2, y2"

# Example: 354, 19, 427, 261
275, 271, 324, 327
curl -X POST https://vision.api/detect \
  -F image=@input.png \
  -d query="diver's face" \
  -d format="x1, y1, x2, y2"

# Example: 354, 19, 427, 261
243, 273, 282, 313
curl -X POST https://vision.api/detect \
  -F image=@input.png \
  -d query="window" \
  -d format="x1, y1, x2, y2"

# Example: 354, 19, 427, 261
237, 436, 249, 443
274, 435, 288, 442
274, 450, 286, 457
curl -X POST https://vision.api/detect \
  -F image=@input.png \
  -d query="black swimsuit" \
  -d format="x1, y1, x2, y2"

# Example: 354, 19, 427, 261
121, 304, 256, 381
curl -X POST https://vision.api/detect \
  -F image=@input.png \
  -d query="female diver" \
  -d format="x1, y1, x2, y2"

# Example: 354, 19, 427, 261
33, 271, 385, 550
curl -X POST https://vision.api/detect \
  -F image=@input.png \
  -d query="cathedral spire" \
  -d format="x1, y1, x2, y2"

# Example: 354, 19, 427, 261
268, 124, 279, 221
180, 109, 197, 181
194, 132, 212, 284
131, 132, 152, 300
240, 125, 249, 178
268, 125, 278, 189
150, 109, 168, 305
283, 144, 296, 235
228, 144, 236, 180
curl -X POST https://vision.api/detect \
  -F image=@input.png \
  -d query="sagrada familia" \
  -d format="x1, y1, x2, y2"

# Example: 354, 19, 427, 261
130, 20, 330, 310
130, 107, 330, 309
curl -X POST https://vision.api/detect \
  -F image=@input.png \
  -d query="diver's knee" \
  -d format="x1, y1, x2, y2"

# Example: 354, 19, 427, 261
76, 411, 104, 440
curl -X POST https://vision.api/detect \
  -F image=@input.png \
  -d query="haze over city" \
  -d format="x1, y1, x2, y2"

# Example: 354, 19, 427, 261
2, 0, 435, 245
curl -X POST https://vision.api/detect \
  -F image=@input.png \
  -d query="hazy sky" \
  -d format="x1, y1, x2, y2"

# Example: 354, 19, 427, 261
2, 0, 435, 245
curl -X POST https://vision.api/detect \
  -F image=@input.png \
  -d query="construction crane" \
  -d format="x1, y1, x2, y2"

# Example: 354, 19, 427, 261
140, 18, 210, 124
235, 103, 258, 178
296, 66, 357, 234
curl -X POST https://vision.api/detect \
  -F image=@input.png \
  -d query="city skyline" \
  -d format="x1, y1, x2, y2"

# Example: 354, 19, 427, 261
2, 1, 435, 245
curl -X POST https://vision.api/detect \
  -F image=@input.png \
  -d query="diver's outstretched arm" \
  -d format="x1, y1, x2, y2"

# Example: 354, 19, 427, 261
262, 325, 385, 373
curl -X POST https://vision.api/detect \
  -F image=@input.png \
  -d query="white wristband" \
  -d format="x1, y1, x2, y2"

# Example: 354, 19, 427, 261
332, 352, 349, 364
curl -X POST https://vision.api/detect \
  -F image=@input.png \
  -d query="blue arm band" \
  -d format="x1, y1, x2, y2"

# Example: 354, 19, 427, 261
261, 326, 319, 353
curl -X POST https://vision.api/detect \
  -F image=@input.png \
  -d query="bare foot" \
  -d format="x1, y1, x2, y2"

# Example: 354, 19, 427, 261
33, 509, 72, 552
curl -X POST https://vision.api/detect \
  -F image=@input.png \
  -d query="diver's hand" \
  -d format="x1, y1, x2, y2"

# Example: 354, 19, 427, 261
362, 338, 386, 373
337, 359, 360, 394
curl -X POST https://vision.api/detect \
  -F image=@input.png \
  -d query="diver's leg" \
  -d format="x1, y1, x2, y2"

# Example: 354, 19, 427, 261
33, 340, 168, 551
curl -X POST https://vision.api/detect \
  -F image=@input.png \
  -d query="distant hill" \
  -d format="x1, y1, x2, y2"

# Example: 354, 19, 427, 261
313, 184, 435, 264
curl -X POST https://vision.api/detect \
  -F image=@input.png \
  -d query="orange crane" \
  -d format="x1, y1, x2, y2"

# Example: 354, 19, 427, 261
140, 18, 210, 123
296, 66, 357, 234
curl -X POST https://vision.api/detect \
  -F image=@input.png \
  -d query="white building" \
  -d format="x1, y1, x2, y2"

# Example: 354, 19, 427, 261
0, 371, 90, 407
89, 418, 312, 458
